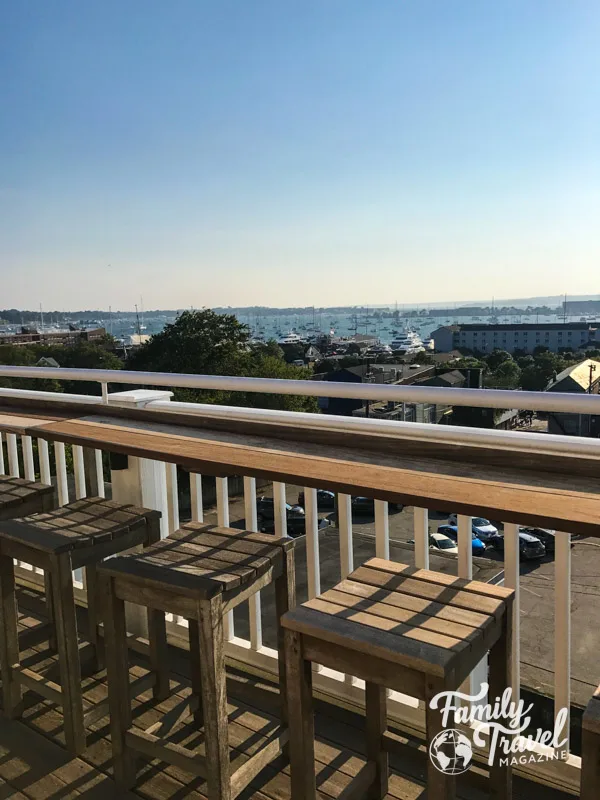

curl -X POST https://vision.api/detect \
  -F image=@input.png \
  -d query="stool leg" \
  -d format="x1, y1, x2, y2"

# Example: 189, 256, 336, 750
188, 618, 204, 724
274, 547, 296, 730
85, 564, 103, 671
425, 677, 456, 800
365, 682, 388, 798
198, 596, 230, 800
103, 575, 137, 788
148, 607, 169, 701
284, 628, 316, 800
50, 553, 86, 755
44, 571, 57, 652
0, 554, 22, 716
489, 602, 513, 800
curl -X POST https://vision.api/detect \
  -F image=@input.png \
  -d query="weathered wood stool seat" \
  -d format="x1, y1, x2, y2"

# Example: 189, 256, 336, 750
0, 497, 161, 755
0, 475, 55, 519
98, 521, 296, 800
282, 557, 514, 800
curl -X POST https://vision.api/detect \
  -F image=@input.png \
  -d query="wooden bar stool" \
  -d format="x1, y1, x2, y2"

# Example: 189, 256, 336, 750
282, 557, 514, 800
0, 497, 161, 755
0, 475, 55, 519
98, 522, 296, 800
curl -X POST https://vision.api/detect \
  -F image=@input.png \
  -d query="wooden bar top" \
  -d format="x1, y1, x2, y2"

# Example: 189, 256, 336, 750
2, 407, 599, 538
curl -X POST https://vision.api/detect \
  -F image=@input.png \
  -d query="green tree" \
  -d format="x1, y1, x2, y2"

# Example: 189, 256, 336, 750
485, 359, 521, 389
486, 349, 513, 371
127, 309, 317, 412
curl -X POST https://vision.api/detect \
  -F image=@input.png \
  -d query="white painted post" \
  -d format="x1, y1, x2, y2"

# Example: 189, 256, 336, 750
54, 442, 69, 506
166, 462, 180, 533
244, 476, 262, 651
304, 487, 321, 599
216, 477, 234, 639
272, 481, 287, 538
555, 531, 571, 756
21, 435, 35, 481
190, 473, 204, 522
413, 507, 430, 569
374, 500, 390, 560
94, 450, 105, 497
337, 493, 353, 578
0, 434, 5, 475
457, 514, 473, 580
72, 445, 86, 499
457, 514, 474, 701
7, 433, 19, 477
503, 522, 521, 701
37, 438, 51, 485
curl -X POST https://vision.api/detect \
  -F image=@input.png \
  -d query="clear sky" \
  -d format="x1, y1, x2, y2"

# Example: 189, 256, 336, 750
1, 1, 598, 310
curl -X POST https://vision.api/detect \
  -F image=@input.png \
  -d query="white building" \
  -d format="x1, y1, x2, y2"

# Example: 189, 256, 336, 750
431, 322, 598, 354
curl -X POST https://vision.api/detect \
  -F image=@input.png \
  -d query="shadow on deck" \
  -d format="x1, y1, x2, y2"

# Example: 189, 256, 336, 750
1, 585, 572, 800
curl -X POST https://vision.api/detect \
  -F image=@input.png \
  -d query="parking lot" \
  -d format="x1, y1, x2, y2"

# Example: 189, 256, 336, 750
199, 481, 600, 709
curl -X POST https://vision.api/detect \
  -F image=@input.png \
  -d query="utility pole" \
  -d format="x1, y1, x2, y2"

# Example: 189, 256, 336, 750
589, 362, 597, 394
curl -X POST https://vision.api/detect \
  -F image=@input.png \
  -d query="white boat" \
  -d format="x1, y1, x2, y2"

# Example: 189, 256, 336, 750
390, 329, 425, 354
278, 331, 306, 345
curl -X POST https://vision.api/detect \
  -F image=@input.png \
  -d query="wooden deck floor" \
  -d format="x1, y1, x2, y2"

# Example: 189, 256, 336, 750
2, 585, 573, 800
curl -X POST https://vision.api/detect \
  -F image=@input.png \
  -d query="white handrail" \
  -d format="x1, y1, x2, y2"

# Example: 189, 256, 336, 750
1, 364, 600, 414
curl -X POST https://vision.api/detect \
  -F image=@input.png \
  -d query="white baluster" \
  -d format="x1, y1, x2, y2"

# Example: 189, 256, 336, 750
244, 476, 262, 651
72, 445, 86, 499
337, 493, 353, 578
457, 514, 473, 580
374, 500, 390, 560
54, 442, 69, 506
166, 463, 180, 533
503, 522, 520, 701
216, 477, 233, 639
38, 438, 51, 485
22, 436, 35, 481
413, 507, 430, 569
0, 433, 5, 474
190, 473, 204, 522
554, 531, 571, 756
94, 450, 105, 497
7, 433, 19, 477
304, 487, 321, 598
457, 514, 474, 701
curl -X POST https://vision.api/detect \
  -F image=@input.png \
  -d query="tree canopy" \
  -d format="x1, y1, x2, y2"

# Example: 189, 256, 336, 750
127, 309, 317, 412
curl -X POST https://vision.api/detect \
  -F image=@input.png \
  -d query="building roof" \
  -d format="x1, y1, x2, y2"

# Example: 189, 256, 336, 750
546, 359, 600, 392
437, 370, 466, 385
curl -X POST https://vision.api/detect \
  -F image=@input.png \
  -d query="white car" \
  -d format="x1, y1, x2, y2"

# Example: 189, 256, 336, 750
429, 532, 459, 554
447, 514, 498, 541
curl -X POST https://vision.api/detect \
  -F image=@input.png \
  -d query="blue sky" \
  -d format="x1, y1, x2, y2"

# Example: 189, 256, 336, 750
1, 1, 598, 310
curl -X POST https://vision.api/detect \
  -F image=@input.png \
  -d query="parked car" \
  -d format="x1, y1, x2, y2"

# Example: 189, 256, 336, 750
437, 524, 485, 556
256, 496, 306, 537
297, 489, 336, 510
351, 496, 404, 515
489, 530, 546, 560
519, 527, 558, 553
447, 515, 498, 542
429, 532, 459, 554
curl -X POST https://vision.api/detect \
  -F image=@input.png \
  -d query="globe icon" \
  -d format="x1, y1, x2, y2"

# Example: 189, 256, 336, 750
429, 729, 473, 775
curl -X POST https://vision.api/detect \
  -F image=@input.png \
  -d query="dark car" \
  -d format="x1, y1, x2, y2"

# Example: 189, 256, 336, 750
519, 527, 559, 553
297, 489, 336, 510
351, 496, 404, 515
489, 530, 546, 560
256, 496, 306, 537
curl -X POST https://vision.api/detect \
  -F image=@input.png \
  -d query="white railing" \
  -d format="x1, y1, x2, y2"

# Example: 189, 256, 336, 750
1, 365, 598, 793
